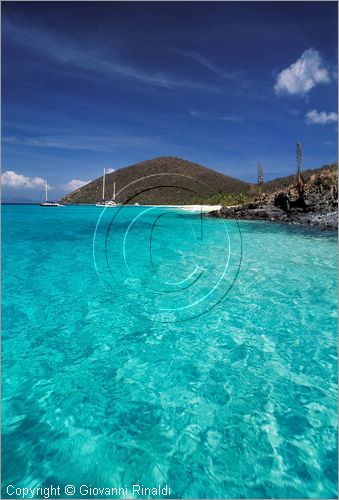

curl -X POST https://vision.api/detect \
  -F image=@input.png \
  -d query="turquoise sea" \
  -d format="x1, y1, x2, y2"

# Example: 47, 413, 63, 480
2, 205, 338, 498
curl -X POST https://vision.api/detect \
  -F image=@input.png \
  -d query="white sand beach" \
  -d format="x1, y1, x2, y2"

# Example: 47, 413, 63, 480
139, 205, 222, 212
175, 205, 222, 212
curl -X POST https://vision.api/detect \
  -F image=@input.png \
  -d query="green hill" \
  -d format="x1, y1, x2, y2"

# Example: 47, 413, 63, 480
61, 158, 338, 205
61, 156, 252, 205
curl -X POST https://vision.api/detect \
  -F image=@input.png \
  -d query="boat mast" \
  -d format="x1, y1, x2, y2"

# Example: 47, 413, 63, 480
102, 168, 106, 201
113, 182, 116, 202
45, 180, 48, 202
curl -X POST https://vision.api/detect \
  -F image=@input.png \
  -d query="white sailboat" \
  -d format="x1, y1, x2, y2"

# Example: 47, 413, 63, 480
40, 180, 63, 207
96, 168, 118, 207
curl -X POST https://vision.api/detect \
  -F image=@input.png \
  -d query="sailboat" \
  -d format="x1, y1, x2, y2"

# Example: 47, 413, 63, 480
40, 180, 63, 207
96, 168, 118, 207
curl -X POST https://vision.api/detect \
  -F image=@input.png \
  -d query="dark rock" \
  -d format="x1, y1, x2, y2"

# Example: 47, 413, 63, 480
274, 192, 290, 212
303, 199, 312, 208
208, 167, 338, 230
209, 210, 221, 218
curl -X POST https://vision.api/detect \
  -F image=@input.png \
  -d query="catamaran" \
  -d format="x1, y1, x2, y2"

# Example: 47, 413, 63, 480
40, 180, 63, 207
96, 168, 118, 207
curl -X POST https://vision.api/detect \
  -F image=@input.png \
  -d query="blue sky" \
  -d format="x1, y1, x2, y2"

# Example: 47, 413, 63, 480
2, 1, 338, 200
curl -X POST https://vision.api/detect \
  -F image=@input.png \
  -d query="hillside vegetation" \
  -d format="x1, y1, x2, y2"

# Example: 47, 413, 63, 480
61, 157, 338, 206
262, 162, 338, 193
61, 156, 251, 205
210, 163, 338, 229
203, 163, 338, 205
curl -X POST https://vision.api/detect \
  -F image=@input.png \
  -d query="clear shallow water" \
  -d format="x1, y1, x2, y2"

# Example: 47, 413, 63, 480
2, 205, 337, 499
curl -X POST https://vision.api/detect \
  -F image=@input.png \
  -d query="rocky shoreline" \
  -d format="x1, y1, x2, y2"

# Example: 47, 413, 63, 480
209, 203, 337, 230
209, 169, 338, 231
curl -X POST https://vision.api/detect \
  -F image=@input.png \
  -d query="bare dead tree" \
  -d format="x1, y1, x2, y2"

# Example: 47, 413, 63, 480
257, 163, 264, 193
296, 142, 303, 182
296, 142, 305, 197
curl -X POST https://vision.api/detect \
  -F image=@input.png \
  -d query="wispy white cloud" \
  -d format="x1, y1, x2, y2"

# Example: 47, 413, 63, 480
62, 179, 91, 191
189, 110, 243, 122
1, 170, 45, 189
106, 168, 115, 173
305, 109, 338, 125
179, 51, 241, 82
4, 20, 219, 92
274, 49, 330, 95
177, 50, 272, 98
189, 110, 205, 118
218, 116, 243, 122
2, 134, 159, 152
3, 136, 94, 151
